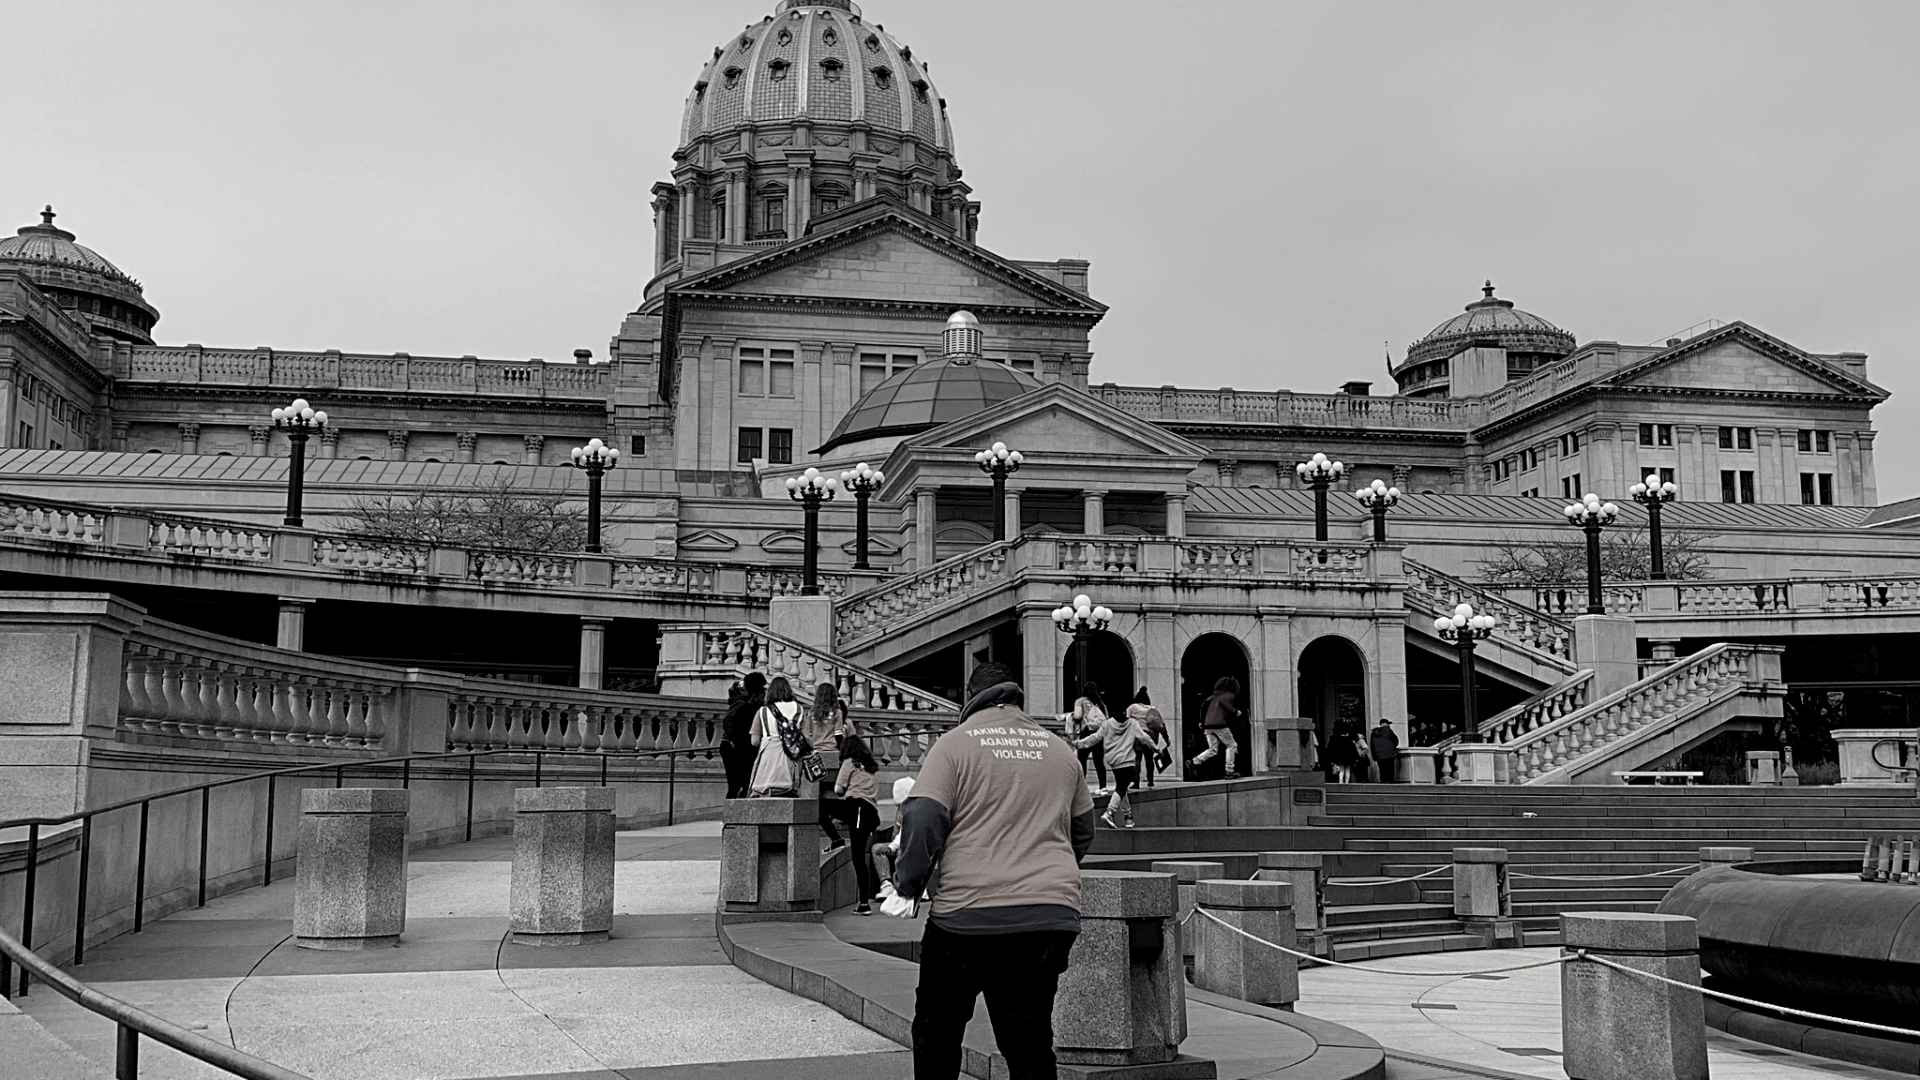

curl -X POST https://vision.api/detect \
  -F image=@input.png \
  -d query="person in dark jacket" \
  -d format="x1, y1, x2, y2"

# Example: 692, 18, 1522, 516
1186, 677, 1243, 778
720, 672, 766, 799
1326, 718, 1358, 783
1369, 718, 1401, 783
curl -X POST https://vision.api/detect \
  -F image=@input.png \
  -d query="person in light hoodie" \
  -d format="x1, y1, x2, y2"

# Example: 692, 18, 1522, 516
1075, 701, 1160, 828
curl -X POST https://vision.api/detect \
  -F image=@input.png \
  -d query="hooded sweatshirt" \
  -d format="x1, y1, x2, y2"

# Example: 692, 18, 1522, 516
1077, 713, 1157, 766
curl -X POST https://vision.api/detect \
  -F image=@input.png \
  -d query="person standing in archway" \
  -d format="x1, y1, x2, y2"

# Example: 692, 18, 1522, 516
1187, 677, 1243, 779
1369, 718, 1401, 783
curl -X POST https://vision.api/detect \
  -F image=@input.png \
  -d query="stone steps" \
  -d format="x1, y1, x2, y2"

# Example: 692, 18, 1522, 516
1324, 917, 1467, 943
1327, 933, 1488, 962
1323, 902, 1455, 927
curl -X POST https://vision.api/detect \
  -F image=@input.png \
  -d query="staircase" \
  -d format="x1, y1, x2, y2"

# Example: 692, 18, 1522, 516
1403, 559, 1577, 689
833, 540, 1019, 665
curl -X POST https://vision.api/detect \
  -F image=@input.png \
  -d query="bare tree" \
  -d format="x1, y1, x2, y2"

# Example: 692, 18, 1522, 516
344, 479, 597, 552
1474, 526, 1713, 588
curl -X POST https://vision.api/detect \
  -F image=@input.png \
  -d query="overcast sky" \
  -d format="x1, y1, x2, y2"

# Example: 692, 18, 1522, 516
6, 1, 1917, 497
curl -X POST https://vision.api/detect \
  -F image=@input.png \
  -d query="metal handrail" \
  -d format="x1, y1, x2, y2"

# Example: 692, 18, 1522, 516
0, 922, 311, 1079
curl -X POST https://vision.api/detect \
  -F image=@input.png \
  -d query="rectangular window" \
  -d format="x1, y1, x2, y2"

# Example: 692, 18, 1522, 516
818, 197, 840, 214
1657, 424, 1673, 447
1740, 471, 1756, 504
1719, 426, 1734, 450
712, 195, 728, 241
1010, 358, 1036, 373
860, 352, 889, 395
736, 427, 762, 464
1797, 429, 1813, 453
1801, 473, 1817, 505
1559, 431, 1582, 456
768, 350, 795, 396
1819, 473, 1834, 505
1721, 470, 1737, 503
1817, 430, 1831, 453
891, 352, 920, 375
764, 196, 786, 236
1521, 487, 1539, 498
1659, 466, 1676, 487
738, 349, 764, 395
1561, 477, 1571, 499
1738, 427, 1753, 450
1639, 423, 1655, 447
630, 434, 646, 456
768, 428, 793, 465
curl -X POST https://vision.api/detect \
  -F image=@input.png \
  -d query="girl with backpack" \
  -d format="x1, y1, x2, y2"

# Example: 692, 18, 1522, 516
821, 733, 883, 914
748, 677, 819, 797
1059, 681, 1110, 792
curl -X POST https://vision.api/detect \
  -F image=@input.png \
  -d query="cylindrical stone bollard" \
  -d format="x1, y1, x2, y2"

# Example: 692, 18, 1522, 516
1451, 847, 1510, 917
1560, 912, 1707, 1080
1697, 846, 1752, 873
1054, 871, 1187, 1067
1150, 860, 1224, 961
295, 788, 409, 950
510, 786, 615, 946
720, 796, 823, 920
1193, 878, 1298, 1007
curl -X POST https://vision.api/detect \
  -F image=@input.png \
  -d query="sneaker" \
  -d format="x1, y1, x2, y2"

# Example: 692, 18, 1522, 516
855, 902, 872, 916
1100, 810, 1119, 828
827, 838, 847, 851
1123, 818, 1136, 828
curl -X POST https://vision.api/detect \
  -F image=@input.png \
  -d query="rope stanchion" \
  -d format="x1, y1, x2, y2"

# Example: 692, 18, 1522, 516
1190, 907, 1568, 978
1574, 951, 1920, 1041
1511, 864, 1699, 882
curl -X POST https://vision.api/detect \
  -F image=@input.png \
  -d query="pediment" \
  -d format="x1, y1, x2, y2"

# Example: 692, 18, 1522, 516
903, 383, 1213, 462
677, 528, 739, 553
1603, 323, 1886, 399
839, 536, 901, 558
668, 206, 1105, 316
760, 531, 805, 554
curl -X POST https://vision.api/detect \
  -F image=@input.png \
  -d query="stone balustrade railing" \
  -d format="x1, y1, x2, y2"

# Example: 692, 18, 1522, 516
445, 691, 722, 753
1093, 383, 1473, 432
1532, 583, 1647, 617
1476, 671, 1595, 746
1404, 558, 1574, 660
120, 344, 612, 399
1403, 589, 1579, 675
660, 624, 959, 713
836, 541, 1014, 650
0, 492, 108, 546
1495, 643, 1776, 783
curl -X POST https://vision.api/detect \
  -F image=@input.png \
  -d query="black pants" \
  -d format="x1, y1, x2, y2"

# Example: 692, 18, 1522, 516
720, 741, 755, 799
1076, 742, 1107, 786
913, 922, 1077, 1080
822, 799, 881, 900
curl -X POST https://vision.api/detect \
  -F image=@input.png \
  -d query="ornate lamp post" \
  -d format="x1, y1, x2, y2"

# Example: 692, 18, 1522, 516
1562, 492, 1619, 615
1630, 473, 1679, 580
1052, 594, 1114, 693
269, 398, 328, 528
1354, 479, 1401, 543
974, 441, 1024, 541
785, 467, 839, 596
1295, 452, 1347, 541
1434, 602, 1496, 742
568, 438, 621, 554
839, 462, 885, 570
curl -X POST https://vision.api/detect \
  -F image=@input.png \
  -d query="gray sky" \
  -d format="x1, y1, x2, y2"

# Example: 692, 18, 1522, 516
7, 1, 1918, 497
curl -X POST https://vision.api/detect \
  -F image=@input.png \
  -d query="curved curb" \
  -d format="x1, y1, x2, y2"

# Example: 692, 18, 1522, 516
1704, 997, 1920, 1074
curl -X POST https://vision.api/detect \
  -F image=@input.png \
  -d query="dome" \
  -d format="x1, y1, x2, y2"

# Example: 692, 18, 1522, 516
819, 358, 1038, 453
680, 1, 954, 156
0, 206, 158, 344
1393, 282, 1573, 397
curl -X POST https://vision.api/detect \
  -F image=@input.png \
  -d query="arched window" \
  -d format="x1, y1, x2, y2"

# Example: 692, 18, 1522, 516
819, 57, 842, 81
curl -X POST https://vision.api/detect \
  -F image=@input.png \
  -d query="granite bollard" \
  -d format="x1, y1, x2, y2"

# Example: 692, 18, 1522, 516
720, 796, 823, 922
1697, 846, 1752, 873
1560, 912, 1707, 1080
1150, 860, 1224, 962
1452, 847, 1523, 947
510, 786, 615, 946
294, 787, 409, 950
1192, 878, 1298, 1007
1745, 750, 1780, 786
1053, 871, 1212, 1076
1256, 851, 1325, 955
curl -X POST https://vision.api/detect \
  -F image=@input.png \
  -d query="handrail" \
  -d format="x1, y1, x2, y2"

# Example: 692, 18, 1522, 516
0, 923, 311, 1079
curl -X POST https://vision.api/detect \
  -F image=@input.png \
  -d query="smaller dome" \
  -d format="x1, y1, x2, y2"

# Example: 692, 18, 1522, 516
818, 357, 1038, 453
1406, 281, 1573, 366
0, 206, 138, 284
945, 310, 979, 331
0, 206, 158, 343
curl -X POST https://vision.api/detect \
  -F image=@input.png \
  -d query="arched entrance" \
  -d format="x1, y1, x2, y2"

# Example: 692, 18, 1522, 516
1181, 633, 1253, 780
1298, 636, 1367, 778
1061, 629, 1134, 719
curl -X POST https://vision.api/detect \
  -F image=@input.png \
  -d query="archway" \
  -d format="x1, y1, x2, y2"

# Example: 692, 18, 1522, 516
1061, 629, 1134, 720
1181, 633, 1253, 780
1298, 636, 1367, 779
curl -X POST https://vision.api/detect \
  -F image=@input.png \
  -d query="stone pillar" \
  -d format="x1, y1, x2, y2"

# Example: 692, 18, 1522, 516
249, 424, 272, 457
456, 431, 478, 464
276, 597, 312, 652
1150, 860, 1223, 963
1054, 871, 1189, 1068
176, 423, 202, 453
523, 434, 545, 466
1165, 492, 1187, 538
386, 429, 410, 462
577, 617, 610, 690
1452, 846, 1523, 947
1560, 912, 1707, 1080
1256, 852, 1325, 946
318, 428, 339, 460
1455, 744, 1505, 784
510, 787, 614, 946
1573, 615, 1638, 698
0, 593, 141, 818
768, 595, 834, 651
1745, 751, 1780, 786
1193, 878, 1298, 1007
913, 486, 937, 569
1082, 490, 1106, 535
1252, 717, 1315, 773
294, 788, 409, 950
1004, 486, 1022, 540
1698, 846, 1752, 872
720, 797, 823, 921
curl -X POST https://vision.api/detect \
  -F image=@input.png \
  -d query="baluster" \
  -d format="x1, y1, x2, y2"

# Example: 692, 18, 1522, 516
446, 696, 469, 749
210, 663, 245, 742
187, 663, 221, 739
672, 711, 694, 752
610, 711, 634, 752
562, 707, 585, 750
578, 706, 601, 752
357, 688, 386, 749
118, 651, 149, 731
240, 670, 271, 743
343, 686, 370, 747
314, 685, 342, 746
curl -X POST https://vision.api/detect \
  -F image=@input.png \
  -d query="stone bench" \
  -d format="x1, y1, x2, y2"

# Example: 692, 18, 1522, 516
1613, 771, 1702, 785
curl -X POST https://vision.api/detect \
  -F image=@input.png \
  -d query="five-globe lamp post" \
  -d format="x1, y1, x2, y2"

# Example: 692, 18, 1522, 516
1355, 479, 1401, 543
1562, 492, 1619, 615
1434, 603, 1497, 742
569, 438, 620, 554
975, 442, 1024, 542
1295, 452, 1347, 542
839, 462, 884, 570
269, 398, 328, 528
1630, 473, 1679, 580
1052, 594, 1113, 695
785, 467, 839, 596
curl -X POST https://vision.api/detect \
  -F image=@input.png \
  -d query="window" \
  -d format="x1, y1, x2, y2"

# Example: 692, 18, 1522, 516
872, 67, 891, 89
1800, 473, 1816, 504
1797, 430, 1813, 453
1740, 471, 1755, 503
737, 427, 762, 464
1657, 424, 1673, 447
820, 57, 842, 81
1008, 357, 1036, 374
768, 428, 793, 465
768, 351, 795, 396
1559, 431, 1582, 456
1640, 424, 1654, 446
818, 196, 840, 214
1658, 467, 1676, 487
763, 195, 786, 237
1738, 427, 1752, 450
1721, 426, 1754, 449
1820, 473, 1834, 504
630, 434, 646, 456
1818, 430, 1831, 453
1719, 426, 1733, 449
16, 422, 32, 447
1561, 474, 1583, 499
1521, 487, 1540, 498
1805, 472, 1834, 504
860, 354, 889, 394
712, 193, 728, 241
1519, 447, 1540, 471
738, 349, 765, 395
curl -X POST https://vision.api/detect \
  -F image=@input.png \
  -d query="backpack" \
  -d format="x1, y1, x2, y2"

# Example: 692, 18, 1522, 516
771, 703, 825, 783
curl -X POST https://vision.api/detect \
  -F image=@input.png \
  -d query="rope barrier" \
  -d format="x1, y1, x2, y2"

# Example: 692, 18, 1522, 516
1324, 867, 1451, 886
1573, 952, 1920, 1041
1189, 907, 1569, 978
1511, 864, 1699, 882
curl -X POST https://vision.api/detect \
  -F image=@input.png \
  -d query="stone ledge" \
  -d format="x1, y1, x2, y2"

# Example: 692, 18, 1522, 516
1705, 997, 1920, 1074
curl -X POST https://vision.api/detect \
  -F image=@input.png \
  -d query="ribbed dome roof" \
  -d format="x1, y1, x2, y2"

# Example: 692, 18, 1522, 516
1404, 282, 1573, 367
0, 207, 138, 285
0, 206, 158, 344
820, 357, 1037, 452
681, 0, 953, 155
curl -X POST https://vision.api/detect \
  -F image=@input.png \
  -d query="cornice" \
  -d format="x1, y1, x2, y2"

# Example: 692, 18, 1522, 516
1470, 383, 1882, 441
1158, 421, 1470, 447
0, 311, 110, 391
668, 290, 1100, 324
106, 383, 610, 414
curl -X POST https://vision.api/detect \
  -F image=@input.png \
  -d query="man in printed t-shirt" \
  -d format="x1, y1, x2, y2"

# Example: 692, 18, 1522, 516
885, 661, 1098, 1080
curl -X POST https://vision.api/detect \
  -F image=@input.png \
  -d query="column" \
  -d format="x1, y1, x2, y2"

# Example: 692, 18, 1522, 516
386, 429, 409, 462
789, 163, 810, 238
522, 434, 545, 466
1858, 430, 1879, 504
110, 421, 129, 452
1215, 459, 1238, 488
177, 422, 201, 454
914, 487, 937, 568
1022, 607, 1062, 717
1004, 486, 1023, 540
1165, 492, 1187, 538
1082, 489, 1106, 535
578, 617, 611, 690
295, 788, 410, 950
456, 432, 478, 464
249, 425, 272, 457
277, 598, 313, 652
677, 181, 695, 253
728, 169, 747, 245
318, 428, 340, 460
650, 185, 675, 273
